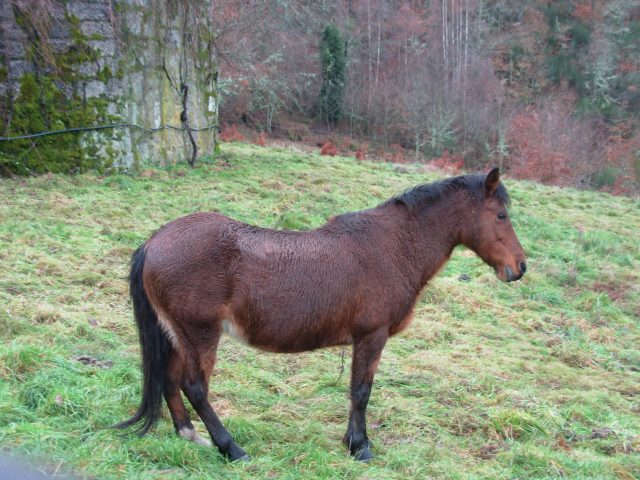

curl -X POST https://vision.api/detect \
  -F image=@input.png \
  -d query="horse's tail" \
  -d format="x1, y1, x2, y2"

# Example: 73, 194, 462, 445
114, 244, 170, 435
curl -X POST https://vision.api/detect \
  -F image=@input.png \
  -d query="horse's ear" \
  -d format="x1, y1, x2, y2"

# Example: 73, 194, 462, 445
485, 167, 500, 196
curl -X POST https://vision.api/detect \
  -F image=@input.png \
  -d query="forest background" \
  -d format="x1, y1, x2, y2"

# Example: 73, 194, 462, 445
214, 0, 640, 195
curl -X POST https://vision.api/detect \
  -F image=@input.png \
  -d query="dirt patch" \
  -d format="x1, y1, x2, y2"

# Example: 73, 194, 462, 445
210, 396, 237, 418
442, 413, 482, 436
74, 355, 113, 369
473, 442, 507, 459
592, 280, 630, 303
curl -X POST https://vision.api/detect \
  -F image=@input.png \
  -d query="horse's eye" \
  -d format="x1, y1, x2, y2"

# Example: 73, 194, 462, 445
497, 213, 507, 221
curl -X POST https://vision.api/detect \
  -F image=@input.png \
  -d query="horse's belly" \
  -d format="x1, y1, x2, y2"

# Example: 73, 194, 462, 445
223, 306, 353, 353
248, 327, 354, 353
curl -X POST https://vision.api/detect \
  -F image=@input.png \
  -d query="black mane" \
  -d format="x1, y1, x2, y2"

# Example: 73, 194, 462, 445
387, 174, 510, 214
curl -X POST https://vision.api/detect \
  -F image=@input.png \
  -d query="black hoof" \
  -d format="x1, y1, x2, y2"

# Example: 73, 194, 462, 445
347, 439, 373, 462
231, 454, 251, 463
226, 446, 250, 462
353, 447, 373, 462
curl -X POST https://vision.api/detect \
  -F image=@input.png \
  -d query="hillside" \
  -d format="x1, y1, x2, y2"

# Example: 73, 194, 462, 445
214, 0, 640, 193
0, 143, 639, 479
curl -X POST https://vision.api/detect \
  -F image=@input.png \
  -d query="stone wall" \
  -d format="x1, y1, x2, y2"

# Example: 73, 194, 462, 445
0, 0, 218, 174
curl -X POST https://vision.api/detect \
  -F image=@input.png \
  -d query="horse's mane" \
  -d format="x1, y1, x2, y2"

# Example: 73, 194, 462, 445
386, 174, 510, 215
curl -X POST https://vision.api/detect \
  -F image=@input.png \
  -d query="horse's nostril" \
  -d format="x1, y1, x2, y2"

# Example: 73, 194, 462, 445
520, 262, 527, 274
504, 266, 513, 281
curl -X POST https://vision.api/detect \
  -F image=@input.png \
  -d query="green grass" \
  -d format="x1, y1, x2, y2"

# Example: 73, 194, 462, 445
1, 143, 639, 479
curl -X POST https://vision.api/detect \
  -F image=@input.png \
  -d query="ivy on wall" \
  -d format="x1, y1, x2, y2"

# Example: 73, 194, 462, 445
0, 7, 120, 175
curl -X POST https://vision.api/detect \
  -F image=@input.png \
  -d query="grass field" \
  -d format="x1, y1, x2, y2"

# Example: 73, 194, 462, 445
0, 143, 639, 479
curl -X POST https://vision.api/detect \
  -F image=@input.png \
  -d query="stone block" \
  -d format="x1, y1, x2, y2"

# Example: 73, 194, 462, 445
49, 21, 71, 40
89, 39, 116, 57
50, 39, 70, 54
84, 79, 106, 97
8, 59, 31, 79
67, 2, 110, 21
80, 21, 115, 39
2, 22, 28, 42
3, 38, 25, 59
78, 62, 100, 76
0, 0, 15, 21
49, 3, 67, 22
125, 11, 144, 36
54, 80, 74, 98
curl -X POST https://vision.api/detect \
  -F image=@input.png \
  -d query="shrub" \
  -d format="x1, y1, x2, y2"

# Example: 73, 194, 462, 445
506, 101, 606, 187
219, 125, 245, 143
255, 132, 267, 147
568, 23, 591, 47
431, 151, 464, 174
320, 142, 338, 156
590, 165, 620, 189
318, 24, 347, 125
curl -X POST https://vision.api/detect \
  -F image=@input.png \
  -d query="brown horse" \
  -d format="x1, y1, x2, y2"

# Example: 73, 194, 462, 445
116, 168, 526, 462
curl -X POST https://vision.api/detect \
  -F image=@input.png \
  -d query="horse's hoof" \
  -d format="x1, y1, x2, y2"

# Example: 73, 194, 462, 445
231, 454, 251, 463
353, 447, 373, 462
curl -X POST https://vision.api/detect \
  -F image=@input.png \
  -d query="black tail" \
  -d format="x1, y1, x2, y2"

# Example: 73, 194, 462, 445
114, 244, 171, 435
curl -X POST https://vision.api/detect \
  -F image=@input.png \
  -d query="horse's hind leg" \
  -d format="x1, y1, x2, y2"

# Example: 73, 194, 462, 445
164, 349, 211, 446
181, 330, 248, 461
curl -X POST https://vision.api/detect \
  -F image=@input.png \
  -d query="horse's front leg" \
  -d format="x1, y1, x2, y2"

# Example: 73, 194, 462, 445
344, 328, 388, 461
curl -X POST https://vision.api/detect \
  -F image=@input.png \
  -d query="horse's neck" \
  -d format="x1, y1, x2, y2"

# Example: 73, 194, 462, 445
371, 199, 462, 290
411, 194, 469, 286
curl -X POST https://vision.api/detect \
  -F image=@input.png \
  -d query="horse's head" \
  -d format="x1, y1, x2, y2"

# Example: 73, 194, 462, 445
464, 168, 526, 282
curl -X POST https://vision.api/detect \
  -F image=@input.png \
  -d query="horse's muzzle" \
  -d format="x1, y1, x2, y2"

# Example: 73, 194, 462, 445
504, 261, 526, 282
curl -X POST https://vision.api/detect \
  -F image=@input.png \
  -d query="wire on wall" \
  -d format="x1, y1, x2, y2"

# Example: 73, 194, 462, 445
0, 122, 219, 142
